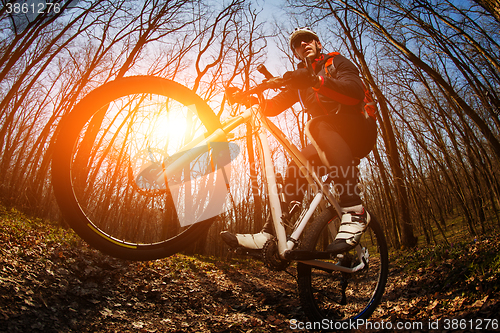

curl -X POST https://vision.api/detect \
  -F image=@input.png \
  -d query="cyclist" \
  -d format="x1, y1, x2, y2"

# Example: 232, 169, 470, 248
221, 27, 377, 253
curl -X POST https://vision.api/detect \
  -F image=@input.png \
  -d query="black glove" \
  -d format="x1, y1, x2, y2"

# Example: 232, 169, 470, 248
225, 87, 258, 107
283, 68, 319, 89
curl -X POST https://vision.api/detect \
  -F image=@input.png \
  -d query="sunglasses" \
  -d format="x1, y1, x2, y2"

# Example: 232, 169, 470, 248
293, 36, 316, 49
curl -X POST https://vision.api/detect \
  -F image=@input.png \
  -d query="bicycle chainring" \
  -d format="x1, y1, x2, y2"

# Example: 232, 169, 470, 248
262, 239, 290, 271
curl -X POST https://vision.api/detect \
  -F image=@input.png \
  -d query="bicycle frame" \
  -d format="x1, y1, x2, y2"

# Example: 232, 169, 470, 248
158, 99, 368, 273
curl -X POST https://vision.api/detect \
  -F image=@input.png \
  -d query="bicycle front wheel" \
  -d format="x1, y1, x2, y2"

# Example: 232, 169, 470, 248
52, 76, 231, 260
297, 208, 388, 325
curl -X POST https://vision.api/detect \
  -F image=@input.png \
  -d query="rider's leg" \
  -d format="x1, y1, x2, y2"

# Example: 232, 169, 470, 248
305, 113, 376, 252
220, 112, 376, 251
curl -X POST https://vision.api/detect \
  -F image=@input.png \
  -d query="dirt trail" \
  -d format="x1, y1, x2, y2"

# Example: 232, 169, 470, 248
1, 210, 499, 332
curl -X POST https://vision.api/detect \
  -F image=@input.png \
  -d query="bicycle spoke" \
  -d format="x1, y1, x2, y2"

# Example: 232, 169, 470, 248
52, 77, 225, 260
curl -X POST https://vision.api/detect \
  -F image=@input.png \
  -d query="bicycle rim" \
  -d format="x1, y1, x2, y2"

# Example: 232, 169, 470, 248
52, 76, 230, 260
297, 208, 388, 324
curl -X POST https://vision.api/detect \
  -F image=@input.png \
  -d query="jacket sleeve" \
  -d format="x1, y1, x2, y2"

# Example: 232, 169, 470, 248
313, 55, 364, 105
262, 88, 299, 117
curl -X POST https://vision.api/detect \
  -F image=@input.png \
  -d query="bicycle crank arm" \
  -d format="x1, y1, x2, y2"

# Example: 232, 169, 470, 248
297, 259, 367, 273
234, 247, 263, 259
284, 250, 331, 260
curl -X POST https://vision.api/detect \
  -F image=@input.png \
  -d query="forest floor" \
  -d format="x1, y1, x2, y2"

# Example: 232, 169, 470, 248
1, 205, 500, 332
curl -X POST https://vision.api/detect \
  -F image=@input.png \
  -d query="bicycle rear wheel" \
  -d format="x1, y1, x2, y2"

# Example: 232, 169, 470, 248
52, 76, 231, 260
297, 207, 388, 325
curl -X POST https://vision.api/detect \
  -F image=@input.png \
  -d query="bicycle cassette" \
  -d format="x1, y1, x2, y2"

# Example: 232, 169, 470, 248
262, 239, 290, 271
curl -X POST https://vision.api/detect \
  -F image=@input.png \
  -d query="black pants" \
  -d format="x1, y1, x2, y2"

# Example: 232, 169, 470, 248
283, 112, 377, 207
262, 112, 376, 234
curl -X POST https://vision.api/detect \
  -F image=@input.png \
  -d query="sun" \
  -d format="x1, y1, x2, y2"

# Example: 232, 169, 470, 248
106, 95, 210, 188
152, 111, 188, 144
131, 102, 191, 156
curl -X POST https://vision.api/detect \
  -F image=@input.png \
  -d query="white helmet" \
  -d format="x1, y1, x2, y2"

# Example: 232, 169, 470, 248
288, 27, 319, 50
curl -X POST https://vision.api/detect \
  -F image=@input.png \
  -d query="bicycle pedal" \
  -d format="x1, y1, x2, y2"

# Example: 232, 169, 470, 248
234, 247, 263, 259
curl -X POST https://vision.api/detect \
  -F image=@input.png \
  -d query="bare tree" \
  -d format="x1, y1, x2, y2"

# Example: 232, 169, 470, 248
472, 0, 500, 22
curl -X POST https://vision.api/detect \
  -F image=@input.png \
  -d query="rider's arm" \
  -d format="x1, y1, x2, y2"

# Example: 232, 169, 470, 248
313, 55, 364, 106
262, 88, 299, 117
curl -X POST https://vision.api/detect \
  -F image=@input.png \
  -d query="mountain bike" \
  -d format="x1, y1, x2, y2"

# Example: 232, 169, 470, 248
51, 70, 388, 323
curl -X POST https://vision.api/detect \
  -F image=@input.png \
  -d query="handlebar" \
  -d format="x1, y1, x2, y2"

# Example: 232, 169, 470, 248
246, 76, 288, 95
225, 64, 290, 106
247, 64, 290, 95
257, 64, 274, 80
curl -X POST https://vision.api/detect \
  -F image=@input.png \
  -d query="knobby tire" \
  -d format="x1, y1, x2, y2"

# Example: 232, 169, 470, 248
297, 207, 388, 325
52, 76, 222, 260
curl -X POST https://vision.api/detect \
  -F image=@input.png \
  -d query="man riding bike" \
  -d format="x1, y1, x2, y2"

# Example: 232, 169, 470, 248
221, 27, 377, 253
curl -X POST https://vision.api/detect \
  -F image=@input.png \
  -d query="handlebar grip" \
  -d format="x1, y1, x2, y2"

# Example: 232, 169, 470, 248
257, 64, 274, 80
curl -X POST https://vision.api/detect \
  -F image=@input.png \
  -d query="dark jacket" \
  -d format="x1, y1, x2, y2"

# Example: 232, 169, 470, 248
264, 53, 365, 118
